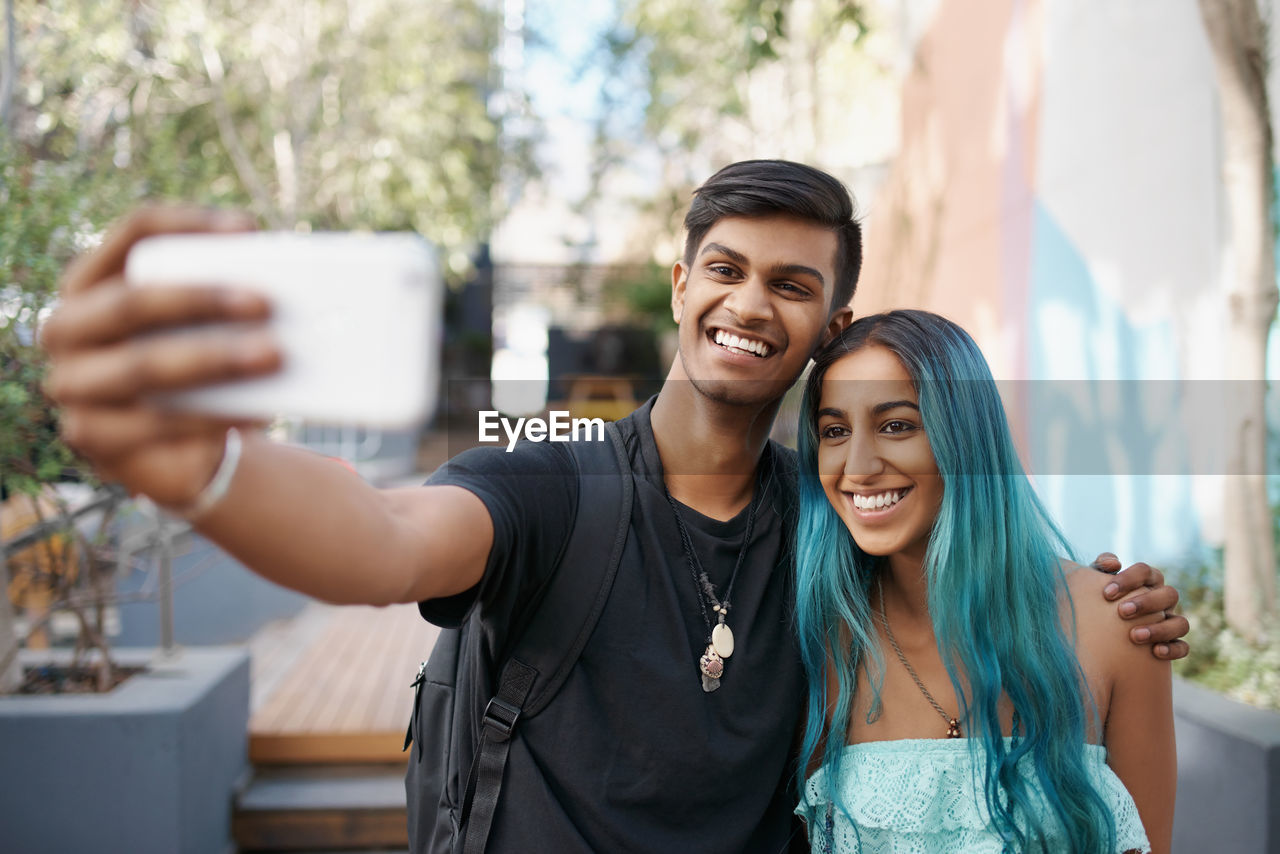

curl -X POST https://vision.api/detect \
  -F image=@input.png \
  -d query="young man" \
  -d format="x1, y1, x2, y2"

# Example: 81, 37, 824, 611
41, 160, 1187, 852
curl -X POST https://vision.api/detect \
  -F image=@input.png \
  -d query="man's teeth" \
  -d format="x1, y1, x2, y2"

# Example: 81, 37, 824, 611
713, 329, 771, 357
851, 489, 907, 511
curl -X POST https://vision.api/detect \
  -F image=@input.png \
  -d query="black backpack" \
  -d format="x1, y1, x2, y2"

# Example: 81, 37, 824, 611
403, 422, 634, 854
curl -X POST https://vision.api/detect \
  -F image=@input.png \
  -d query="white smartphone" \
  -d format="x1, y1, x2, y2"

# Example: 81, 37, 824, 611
125, 231, 442, 427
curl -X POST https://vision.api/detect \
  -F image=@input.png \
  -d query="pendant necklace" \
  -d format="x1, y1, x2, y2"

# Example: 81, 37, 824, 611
875, 575, 963, 738
664, 472, 762, 694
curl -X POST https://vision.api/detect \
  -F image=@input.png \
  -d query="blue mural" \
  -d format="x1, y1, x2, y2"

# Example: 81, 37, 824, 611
1027, 202, 1202, 567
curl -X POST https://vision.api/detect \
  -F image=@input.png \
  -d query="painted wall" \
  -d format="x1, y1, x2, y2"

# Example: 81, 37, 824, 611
858, 0, 1254, 568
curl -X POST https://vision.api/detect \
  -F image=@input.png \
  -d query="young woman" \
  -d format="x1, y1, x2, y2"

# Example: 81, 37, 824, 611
793, 310, 1174, 853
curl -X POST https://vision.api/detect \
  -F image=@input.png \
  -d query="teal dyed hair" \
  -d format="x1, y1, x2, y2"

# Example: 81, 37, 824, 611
794, 310, 1116, 851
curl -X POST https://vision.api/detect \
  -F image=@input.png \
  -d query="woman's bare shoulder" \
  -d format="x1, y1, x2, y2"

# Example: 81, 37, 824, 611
1061, 559, 1162, 658
1061, 559, 1114, 613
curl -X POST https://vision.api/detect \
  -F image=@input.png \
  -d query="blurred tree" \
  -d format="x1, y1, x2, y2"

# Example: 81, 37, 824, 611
0, 139, 132, 691
579, 0, 883, 265
615, 0, 867, 172
9, 0, 531, 275
1, 0, 13, 128
1198, 0, 1278, 641
1, 0, 535, 689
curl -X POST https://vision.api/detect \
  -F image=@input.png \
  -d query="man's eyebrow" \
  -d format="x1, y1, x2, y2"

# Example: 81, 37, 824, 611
769, 263, 825, 286
873, 399, 920, 415
699, 242, 749, 266
699, 243, 827, 286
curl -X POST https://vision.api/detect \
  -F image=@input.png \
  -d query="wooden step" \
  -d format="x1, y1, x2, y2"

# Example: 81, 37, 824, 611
250, 732, 410, 765
249, 603, 440, 765
233, 764, 409, 852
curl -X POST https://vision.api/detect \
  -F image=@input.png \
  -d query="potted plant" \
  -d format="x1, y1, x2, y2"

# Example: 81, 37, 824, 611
0, 142, 252, 854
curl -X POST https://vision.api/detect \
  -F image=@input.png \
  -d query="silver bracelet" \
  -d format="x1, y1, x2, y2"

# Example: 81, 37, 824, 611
164, 428, 244, 521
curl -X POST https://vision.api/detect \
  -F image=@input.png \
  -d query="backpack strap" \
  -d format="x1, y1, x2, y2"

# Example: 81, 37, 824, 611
461, 421, 633, 854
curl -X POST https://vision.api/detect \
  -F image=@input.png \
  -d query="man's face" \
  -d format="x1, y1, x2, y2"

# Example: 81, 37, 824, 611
671, 215, 851, 408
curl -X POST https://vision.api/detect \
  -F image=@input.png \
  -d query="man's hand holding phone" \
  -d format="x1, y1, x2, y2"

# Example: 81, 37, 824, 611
42, 208, 279, 512
41, 207, 440, 517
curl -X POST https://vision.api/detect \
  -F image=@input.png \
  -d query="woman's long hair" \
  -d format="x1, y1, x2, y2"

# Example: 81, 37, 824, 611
794, 310, 1116, 851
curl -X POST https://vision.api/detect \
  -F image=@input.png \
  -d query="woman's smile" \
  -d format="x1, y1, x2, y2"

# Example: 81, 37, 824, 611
843, 485, 914, 517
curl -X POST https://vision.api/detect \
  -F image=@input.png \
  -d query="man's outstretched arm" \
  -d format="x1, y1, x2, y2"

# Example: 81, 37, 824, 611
42, 207, 490, 606
1090, 552, 1190, 660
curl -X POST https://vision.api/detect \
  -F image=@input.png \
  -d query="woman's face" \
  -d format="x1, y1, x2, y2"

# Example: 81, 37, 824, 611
816, 345, 943, 566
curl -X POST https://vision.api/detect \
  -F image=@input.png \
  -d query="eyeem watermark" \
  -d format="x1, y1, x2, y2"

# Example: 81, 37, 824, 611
478, 410, 606, 452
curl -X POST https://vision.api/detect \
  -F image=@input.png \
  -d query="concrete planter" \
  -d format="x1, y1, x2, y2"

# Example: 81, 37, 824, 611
1173, 676, 1280, 854
0, 647, 249, 854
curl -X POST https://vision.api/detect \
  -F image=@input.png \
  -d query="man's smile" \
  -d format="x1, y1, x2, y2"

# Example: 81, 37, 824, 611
709, 327, 775, 358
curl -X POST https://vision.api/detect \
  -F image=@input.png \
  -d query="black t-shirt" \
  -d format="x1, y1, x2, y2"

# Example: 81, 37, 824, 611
420, 397, 805, 853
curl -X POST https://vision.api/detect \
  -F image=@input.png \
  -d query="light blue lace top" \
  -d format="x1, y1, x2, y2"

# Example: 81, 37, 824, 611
796, 738, 1150, 853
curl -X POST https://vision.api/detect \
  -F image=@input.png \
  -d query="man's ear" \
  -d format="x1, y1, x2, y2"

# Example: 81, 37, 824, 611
671, 260, 688, 325
818, 305, 854, 350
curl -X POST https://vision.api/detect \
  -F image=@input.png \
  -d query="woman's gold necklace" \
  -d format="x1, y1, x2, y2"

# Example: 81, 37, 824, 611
875, 576, 962, 738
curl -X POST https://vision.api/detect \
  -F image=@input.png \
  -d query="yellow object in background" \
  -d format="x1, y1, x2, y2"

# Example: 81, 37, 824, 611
1, 491, 81, 649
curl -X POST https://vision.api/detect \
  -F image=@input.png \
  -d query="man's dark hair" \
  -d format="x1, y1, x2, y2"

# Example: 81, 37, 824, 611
682, 159, 863, 309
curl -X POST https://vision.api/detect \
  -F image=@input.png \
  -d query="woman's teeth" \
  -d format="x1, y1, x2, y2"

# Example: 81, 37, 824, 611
851, 489, 907, 511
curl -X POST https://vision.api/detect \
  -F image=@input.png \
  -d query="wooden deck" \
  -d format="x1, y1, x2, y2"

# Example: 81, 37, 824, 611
248, 603, 441, 765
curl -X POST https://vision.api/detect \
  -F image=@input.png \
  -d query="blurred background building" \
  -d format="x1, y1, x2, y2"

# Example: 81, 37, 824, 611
854, 1, 1244, 571
488, 0, 1280, 574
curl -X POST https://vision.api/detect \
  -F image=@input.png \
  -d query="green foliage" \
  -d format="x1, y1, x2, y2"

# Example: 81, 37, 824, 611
10, 0, 533, 280
1172, 557, 1280, 710
2, 0, 537, 499
607, 0, 867, 162
604, 262, 675, 334
576, 0, 875, 264
0, 141, 133, 498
